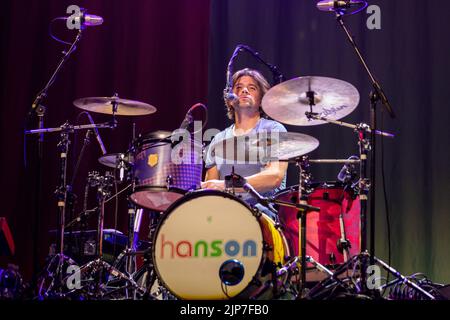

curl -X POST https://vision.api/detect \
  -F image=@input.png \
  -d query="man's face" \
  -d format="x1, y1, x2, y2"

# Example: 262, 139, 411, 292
232, 75, 262, 110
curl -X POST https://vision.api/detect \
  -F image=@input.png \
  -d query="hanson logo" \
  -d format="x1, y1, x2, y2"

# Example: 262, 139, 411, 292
159, 235, 258, 259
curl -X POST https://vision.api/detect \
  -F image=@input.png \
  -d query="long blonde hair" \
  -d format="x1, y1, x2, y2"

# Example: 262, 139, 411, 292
225, 68, 271, 121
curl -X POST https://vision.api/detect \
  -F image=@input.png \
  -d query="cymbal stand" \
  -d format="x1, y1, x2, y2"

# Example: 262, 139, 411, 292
302, 115, 435, 299
36, 124, 77, 298
265, 156, 326, 297
305, 113, 390, 290
296, 156, 312, 297
25, 121, 115, 298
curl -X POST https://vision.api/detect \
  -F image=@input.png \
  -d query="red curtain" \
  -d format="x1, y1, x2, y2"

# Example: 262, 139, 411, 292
0, 0, 210, 280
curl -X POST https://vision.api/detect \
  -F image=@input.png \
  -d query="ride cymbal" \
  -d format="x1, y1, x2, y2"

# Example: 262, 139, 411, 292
262, 76, 359, 126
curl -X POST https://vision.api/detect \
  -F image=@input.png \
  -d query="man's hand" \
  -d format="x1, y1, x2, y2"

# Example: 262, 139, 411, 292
201, 180, 225, 190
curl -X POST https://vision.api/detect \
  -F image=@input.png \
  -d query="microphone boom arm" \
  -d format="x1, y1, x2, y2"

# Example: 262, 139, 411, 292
238, 45, 285, 84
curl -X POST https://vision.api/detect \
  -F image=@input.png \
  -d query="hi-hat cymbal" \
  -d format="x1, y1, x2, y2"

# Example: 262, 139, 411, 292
209, 131, 319, 162
262, 76, 360, 126
74, 96, 157, 116
98, 153, 134, 168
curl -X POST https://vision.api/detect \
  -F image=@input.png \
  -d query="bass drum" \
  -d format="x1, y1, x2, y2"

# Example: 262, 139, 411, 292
276, 181, 360, 267
152, 190, 290, 300
129, 131, 203, 212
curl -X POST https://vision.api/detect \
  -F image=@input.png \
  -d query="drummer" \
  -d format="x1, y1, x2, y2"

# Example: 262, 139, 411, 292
201, 68, 288, 219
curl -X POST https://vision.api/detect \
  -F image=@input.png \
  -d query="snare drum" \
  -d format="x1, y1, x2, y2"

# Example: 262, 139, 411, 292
129, 131, 203, 212
276, 181, 360, 267
152, 190, 290, 300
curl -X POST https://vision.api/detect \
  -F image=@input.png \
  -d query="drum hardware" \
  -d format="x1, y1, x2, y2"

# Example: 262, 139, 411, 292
225, 169, 322, 298
26, 26, 85, 283
305, 252, 436, 300
75, 171, 144, 298
65, 181, 133, 229
26, 121, 114, 298
105, 201, 162, 300
312, 4, 398, 296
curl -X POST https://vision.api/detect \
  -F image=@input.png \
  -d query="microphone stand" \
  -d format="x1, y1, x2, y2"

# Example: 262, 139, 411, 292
224, 44, 285, 101
237, 45, 285, 84
334, 11, 395, 272
27, 28, 83, 286
223, 46, 242, 100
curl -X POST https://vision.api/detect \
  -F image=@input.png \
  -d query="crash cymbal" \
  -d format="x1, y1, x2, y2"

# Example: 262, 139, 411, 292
98, 153, 134, 168
209, 131, 319, 162
74, 95, 157, 116
262, 76, 360, 126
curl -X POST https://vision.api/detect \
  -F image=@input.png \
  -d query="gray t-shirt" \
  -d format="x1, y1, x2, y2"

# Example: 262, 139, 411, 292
204, 118, 287, 204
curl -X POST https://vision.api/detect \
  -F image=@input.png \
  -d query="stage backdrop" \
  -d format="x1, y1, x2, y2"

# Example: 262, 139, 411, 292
207, 0, 450, 283
0, 0, 210, 280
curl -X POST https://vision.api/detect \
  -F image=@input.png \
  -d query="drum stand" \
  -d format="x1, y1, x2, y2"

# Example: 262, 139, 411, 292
34, 124, 82, 298
103, 157, 163, 300
300, 114, 435, 299
76, 172, 144, 299
26, 120, 116, 298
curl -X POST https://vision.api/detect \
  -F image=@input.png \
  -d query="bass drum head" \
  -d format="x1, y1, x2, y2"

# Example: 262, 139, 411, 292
152, 190, 266, 300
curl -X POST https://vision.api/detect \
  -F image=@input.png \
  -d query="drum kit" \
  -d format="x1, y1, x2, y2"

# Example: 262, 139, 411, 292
25, 70, 400, 301
24, 2, 442, 301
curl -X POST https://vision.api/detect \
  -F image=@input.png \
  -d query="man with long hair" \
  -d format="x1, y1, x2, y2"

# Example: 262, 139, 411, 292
202, 68, 288, 211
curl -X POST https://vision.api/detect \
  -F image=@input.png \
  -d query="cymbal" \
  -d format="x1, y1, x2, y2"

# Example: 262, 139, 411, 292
209, 132, 319, 162
74, 96, 157, 116
262, 76, 360, 126
98, 153, 134, 168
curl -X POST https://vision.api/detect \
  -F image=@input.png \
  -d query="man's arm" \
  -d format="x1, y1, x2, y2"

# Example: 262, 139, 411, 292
245, 161, 288, 193
201, 161, 288, 192
204, 166, 220, 181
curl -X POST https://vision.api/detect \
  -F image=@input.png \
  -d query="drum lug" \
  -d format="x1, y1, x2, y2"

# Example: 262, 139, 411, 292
166, 175, 173, 189
263, 241, 273, 252
274, 222, 285, 231
252, 207, 262, 218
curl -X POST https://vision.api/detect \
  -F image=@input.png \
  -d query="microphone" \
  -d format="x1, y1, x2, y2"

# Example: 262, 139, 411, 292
81, 14, 103, 27
337, 155, 359, 183
86, 112, 107, 155
63, 8, 104, 28
224, 90, 238, 102
317, 0, 366, 12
